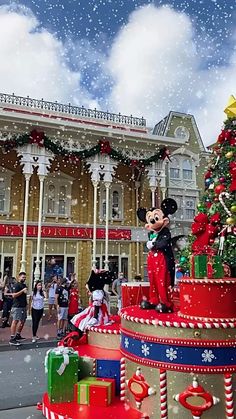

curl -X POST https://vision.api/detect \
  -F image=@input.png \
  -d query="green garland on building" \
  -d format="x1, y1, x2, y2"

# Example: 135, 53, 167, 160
0, 130, 170, 168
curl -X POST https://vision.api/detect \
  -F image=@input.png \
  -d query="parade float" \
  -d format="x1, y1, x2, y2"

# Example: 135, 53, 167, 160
39, 97, 236, 419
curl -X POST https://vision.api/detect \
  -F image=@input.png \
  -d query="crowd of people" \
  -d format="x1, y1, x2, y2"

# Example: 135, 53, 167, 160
0, 269, 131, 347
0, 271, 81, 346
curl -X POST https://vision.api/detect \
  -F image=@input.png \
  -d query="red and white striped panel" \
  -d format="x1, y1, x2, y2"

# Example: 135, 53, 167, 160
42, 401, 69, 419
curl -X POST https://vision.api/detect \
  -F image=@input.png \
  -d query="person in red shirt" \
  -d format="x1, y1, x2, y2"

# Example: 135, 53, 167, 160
68, 280, 80, 322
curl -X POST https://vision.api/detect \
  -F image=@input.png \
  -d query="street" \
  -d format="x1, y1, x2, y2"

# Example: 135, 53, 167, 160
0, 346, 49, 411
0, 406, 43, 419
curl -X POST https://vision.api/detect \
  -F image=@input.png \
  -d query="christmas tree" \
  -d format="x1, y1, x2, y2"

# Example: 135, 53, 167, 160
178, 96, 236, 278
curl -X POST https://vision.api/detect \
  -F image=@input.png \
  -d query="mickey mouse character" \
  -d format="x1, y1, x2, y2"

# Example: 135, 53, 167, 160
137, 198, 177, 313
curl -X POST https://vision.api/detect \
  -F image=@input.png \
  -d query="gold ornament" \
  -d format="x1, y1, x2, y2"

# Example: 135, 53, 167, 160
225, 151, 234, 159
224, 95, 236, 117
226, 217, 235, 225
231, 205, 236, 213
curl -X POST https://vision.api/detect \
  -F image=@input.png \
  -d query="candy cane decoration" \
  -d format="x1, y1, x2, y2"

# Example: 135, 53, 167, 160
224, 373, 235, 418
219, 192, 232, 217
160, 369, 168, 419
92, 358, 96, 376
120, 357, 126, 401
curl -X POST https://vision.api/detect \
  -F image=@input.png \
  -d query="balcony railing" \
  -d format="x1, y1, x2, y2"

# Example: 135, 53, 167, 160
0, 93, 146, 127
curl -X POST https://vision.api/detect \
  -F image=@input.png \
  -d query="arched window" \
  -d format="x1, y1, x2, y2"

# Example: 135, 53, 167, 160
112, 190, 120, 219
183, 159, 192, 180
0, 168, 13, 214
170, 158, 180, 179
100, 184, 123, 220
44, 175, 72, 218
47, 184, 55, 214
59, 185, 66, 215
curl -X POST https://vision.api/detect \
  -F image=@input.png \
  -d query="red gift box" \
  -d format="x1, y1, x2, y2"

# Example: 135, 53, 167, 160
97, 377, 116, 399
89, 382, 112, 407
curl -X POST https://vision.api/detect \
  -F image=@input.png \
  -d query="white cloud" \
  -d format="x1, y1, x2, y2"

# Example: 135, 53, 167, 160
107, 4, 236, 145
0, 6, 98, 108
0, 4, 235, 146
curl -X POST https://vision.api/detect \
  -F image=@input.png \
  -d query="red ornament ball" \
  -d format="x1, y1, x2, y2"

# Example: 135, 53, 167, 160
219, 177, 225, 183
214, 184, 226, 195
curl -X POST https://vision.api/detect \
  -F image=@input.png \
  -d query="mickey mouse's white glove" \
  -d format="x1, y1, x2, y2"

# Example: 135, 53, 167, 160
146, 240, 154, 250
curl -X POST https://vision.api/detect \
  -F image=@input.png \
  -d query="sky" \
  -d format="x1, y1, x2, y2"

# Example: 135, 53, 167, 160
0, 0, 235, 145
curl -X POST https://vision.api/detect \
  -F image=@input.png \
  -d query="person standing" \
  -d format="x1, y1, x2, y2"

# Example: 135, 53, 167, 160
68, 280, 80, 323
46, 275, 58, 320
9, 272, 28, 346
1, 276, 15, 328
55, 277, 69, 339
29, 281, 45, 343
111, 272, 128, 314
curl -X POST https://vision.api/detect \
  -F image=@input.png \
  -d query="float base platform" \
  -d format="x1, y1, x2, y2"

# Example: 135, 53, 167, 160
74, 342, 121, 360
41, 393, 147, 419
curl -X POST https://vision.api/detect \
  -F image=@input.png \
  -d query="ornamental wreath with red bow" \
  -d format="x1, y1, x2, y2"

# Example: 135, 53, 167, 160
99, 139, 111, 154
29, 129, 45, 147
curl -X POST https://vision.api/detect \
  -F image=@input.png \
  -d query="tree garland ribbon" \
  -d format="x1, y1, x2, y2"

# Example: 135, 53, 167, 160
0, 131, 170, 167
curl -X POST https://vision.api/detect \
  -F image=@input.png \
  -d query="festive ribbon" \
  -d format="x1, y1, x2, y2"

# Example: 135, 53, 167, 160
44, 346, 76, 376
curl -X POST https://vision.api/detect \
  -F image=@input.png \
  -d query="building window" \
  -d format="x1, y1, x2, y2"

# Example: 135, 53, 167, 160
100, 184, 123, 221
169, 158, 180, 179
185, 198, 196, 220
183, 159, 193, 180
0, 169, 12, 214
44, 175, 72, 217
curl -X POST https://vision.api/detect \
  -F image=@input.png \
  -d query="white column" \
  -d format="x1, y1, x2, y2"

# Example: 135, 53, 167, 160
135, 181, 140, 276
150, 187, 156, 207
34, 175, 45, 282
20, 173, 31, 273
92, 180, 99, 269
104, 181, 111, 271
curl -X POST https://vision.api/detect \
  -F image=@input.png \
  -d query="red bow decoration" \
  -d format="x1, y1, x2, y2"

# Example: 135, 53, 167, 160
99, 139, 111, 155
29, 129, 45, 147
191, 213, 221, 253
131, 159, 139, 167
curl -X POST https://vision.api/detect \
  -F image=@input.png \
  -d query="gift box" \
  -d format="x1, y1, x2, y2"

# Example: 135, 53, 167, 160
76, 377, 97, 404
46, 347, 79, 403
191, 255, 207, 278
207, 255, 224, 279
75, 376, 115, 405
89, 381, 113, 407
96, 359, 121, 395
77, 356, 94, 381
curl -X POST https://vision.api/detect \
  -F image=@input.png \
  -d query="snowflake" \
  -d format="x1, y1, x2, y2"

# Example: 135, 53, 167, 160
201, 349, 216, 363
166, 347, 178, 361
141, 343, 150, 357
124, 337, 129, 348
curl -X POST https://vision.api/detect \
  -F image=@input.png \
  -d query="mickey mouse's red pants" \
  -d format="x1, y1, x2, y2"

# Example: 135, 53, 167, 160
147, 250, 172, 307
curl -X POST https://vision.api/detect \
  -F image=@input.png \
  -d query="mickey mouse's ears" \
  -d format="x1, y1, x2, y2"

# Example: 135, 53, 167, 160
137, 208, 147, 222
161, 198, 177, 216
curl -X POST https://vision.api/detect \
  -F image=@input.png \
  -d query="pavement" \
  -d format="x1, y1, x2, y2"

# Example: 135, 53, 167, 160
0, 345, 50, 410
0, 406, 43, 419
0, 312, 58, 351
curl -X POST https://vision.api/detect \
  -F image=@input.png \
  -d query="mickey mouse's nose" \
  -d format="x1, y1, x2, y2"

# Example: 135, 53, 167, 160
150, 218, 155, 224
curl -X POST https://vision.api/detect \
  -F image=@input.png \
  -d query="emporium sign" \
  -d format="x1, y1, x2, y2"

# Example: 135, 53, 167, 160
0, 224, 131, 241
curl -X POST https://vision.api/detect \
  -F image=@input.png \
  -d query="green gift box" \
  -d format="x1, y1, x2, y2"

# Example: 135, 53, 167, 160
46, 347, 79, 403
78, 356, 94, 381
193, 255, 207, 278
